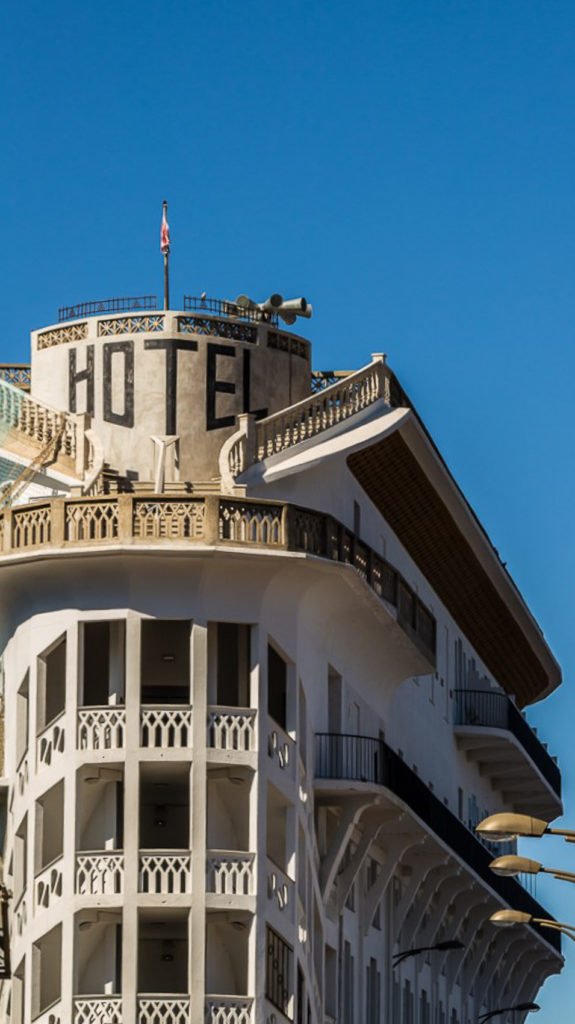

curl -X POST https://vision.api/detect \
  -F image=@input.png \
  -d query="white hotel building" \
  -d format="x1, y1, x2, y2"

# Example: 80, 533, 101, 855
0, 293, 563, 1024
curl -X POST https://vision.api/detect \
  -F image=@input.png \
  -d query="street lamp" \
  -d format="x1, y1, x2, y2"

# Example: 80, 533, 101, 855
475, 813, 575, 843
490, 909, 575, 943
392, 939, 464, 967
489, 854, 575, 884
477, 1003, 540, 1022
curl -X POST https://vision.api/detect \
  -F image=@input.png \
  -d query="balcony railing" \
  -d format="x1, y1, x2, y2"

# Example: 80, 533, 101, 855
138, 996, 190, 1024
35, 855, 64, 911
78, 706, 126, 750
76, 851, 124, 896
206, 851, 256, 896
315, 732, 561, 953
141, 705, 192, 748
74, 996, 122, 1024
204, 996, 253, 1024
454, 689, 561, 797
207, 706, 257, 752
37, 711, 65, 768
139, 851, 191, 894
1, 495, 436, 664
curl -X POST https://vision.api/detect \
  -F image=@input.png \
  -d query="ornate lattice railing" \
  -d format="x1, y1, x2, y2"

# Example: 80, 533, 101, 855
75, 851, 124, 895
77, 707, 126, 750
207, 707, 257, 751
35, 856, 64, 910
267, 859, 294, 914
138, 996, 191, 1024
206, 852, 255, 895
34, 1001, 62, 1024
74, 996, 123, 1024
37, 712, 65, 768
0, 495, 436, 663
268, 723, 295, 777
141, 705, 193, 748
17, 752, 29, 795
0, 364, 31, 390
13, 892, 27, 937
204, 997, 253, 1024
139, 851, 192, 894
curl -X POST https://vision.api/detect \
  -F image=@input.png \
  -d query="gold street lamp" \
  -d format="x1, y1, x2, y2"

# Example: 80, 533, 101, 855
475, 813, 575, 843
490, 909, 575, 943
489, 854, 575, 884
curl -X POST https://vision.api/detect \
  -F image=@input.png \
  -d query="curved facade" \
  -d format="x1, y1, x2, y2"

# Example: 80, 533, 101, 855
0, 298, 564, 1024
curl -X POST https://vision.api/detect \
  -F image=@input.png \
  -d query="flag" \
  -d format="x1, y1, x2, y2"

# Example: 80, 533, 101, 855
160, 203, 170, 254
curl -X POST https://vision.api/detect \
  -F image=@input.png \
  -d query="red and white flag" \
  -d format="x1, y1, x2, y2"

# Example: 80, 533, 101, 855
160, 203, 170, 254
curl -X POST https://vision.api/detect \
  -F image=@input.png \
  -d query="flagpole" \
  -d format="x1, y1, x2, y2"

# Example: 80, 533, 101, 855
162, 199, 170, 310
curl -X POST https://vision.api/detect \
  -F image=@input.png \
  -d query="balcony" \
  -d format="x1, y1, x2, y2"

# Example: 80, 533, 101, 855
207, 707, 257, 752
138, 996, 190, 1024
139, 851, 192, 894
206, 851, 256, 897
78, 706, 126, 750
204, 996, 254, 1024
315, 732, 562, 953
75, 851, 124, 896
454, 689, 561, 819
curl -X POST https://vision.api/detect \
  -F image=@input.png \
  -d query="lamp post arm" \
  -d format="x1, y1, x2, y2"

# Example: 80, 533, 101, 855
547, 827, 575, 841
533, 919, 575, 943
546, 869, 575, 884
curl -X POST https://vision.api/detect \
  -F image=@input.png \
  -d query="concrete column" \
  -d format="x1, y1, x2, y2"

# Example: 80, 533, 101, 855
190, 621, 208, 1022
120, 613, 141, 1023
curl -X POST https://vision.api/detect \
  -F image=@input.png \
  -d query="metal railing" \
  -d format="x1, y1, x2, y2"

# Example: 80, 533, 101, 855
183, 295, 278, 325
58, 295, 157, 321
314, 732, 561, 953
454, 689, 561, 797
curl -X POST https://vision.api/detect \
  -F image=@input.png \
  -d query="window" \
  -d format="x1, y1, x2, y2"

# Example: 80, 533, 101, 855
268, 645, 287, 730
343, 941, 354, 1023
366, 958, 380, 1024
266, 927, 293, 1017
37, 635, 66, 731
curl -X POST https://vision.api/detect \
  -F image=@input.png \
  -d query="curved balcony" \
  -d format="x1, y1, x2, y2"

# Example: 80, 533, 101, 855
315, 732, 561, 954
454, 689, 561, 819
1, 494, 436, 665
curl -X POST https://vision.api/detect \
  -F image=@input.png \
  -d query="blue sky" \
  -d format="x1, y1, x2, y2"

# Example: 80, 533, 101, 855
3, 0, 575, 1015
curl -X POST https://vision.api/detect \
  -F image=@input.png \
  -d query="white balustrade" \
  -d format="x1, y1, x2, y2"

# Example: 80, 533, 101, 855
76, 851, 124, 895
34, 1001, 62, 1024
74, 996, 123, 1024
35, 856, 64, 910
141, 705, 192, 748
37, 713, 65, 767
17, 753, 29, 795
138, 996, 191, 1024
206, 852, 255, 896
13, 891, 27, 937
204, 997, 253, 1024
207, 707, 256, 752
78, 706, 126, 750
267, 860, 293, 913
139, 851, 191, 894
268, 725, 295, 775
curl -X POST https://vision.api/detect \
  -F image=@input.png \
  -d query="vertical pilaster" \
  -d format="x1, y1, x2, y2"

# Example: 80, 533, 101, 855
121, 613, 141, 1022
190, 621, 208, 1022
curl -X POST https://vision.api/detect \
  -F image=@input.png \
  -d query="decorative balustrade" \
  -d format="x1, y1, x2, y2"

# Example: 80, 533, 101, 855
138, 996, 191, 1024
141, 705, 192, 748
0, 364, 31, 390
207, 707, 257, 752
0, 378, 78, 459
254, 358, 389, 463
37, 713, 65, 767
204, 997, 253, 1024
74, 996, 123, 1024
78, 706, 126, 750
76, 851, 124, 895
139, 851, 191, 894
133, 498, 205, 539
59, 296, 157, 321
206, 852, 255, 896
34, 1001, 62, 1024
13, 892, 27, 937
66, 500, 119, 541
17, 752, 29, 795
267, 860, 293, 914
268, 725, 295, 776
35, 856, 64, 910
0, 495, 436, 661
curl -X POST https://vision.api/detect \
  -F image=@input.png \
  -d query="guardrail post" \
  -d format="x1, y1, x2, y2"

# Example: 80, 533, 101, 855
3, 509, 12, 554
51, 499, 66, 547
204, 495, 220, 545
117, 494, 134, 543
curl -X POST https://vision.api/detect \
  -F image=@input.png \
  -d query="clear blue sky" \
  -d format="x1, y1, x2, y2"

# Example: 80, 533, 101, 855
3, 0, 575, 1015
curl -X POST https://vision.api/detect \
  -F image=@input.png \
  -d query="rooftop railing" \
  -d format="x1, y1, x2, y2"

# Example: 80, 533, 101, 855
315, 732, 561, 954
58, 295, 157, 321
454, 688, 561, 798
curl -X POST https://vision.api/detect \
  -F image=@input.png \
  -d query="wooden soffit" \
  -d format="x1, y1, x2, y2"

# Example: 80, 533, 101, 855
348, 431, 558, 707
